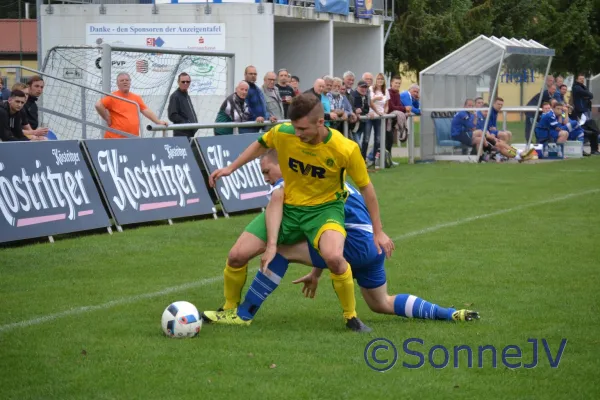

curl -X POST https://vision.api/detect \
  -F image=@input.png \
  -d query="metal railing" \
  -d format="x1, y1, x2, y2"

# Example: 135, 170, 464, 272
148, 114, 416, 168
0, 65, 142, 140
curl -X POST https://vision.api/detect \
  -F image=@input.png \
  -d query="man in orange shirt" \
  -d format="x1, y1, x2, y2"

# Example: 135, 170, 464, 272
95, 73, 168, 139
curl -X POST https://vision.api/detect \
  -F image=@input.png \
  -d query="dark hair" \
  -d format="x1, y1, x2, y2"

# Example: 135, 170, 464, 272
178, 72, 190, 81
559, 84, 567, 89
391, 75, 402, 82
288, 93, 323, 122
494, 97, 504, 102
291, 75, 300, 82
541, 102, 550, 107
474, 96, 483, 102
27, 75, 43, 85
10, 89, 26, 98
464, 98, 473, 106
483, 103, 489, 107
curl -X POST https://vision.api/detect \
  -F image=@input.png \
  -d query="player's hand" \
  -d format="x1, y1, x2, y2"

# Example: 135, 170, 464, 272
374, 231, 395, 259
260, 245, 277, 275
209, 166, 233, 187
292, 273, 319, 299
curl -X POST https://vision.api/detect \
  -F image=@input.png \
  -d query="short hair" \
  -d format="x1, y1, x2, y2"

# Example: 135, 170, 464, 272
553, 101, 564, 107
409, 84, 420, 90
178, 72, 190, 81
244, 65, 256, 74
332, 77, 343, 85
464, 98, 473, 106
559, 84, 567, 89
483, 103, 489, 107
11, 82, 27, 91
277, 68, 288, 75
260, 149, 279, 164
343, 71, 355, 79
291, 75, 300, 82
322, 75, 333, 82
541, 102, 550, 107
474, 96, 484, 102
27, 75, 43, 85
116, 72, 130, 81
288, 93, 323, 122
494, 97, 504, 102
391, 75, 402, 82
10, 89, 26, 98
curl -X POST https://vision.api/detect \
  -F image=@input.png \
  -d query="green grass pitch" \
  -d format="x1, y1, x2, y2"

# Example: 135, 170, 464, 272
1, 157, 599, 399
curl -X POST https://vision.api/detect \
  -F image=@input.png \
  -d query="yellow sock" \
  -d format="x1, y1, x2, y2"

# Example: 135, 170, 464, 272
330, 265, 357, 320
223, 262, 247, 310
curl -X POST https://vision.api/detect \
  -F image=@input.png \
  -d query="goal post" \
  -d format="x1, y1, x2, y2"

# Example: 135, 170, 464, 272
42, 44, 235, 139
100, 43, 235, 137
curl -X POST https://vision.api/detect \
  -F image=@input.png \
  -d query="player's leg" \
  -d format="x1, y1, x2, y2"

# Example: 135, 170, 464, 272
222, 213, 268, 310
304, 202, 369, 332
557, 130, 568, 143
202, 242, 310, 325
498, 130, 512, 143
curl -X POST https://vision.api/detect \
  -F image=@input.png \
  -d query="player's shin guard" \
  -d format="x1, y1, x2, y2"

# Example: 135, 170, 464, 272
223, 262, 248, 310
237, 254, 289, 321
393, 294, 456, 321
330, 265, 357, 320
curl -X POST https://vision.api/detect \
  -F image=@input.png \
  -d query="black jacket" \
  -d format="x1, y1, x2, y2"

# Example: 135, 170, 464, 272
571, 81, 593, 117
0, 102, 29, 142
167, 89, 198, 138
24, 95, 39, 130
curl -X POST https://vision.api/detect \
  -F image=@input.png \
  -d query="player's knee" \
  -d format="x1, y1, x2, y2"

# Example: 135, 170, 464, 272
228, 245, 260, 267
321, 253, 347, 274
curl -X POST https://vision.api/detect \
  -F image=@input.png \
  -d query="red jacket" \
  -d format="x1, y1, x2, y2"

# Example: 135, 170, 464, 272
387, 89, 406, 113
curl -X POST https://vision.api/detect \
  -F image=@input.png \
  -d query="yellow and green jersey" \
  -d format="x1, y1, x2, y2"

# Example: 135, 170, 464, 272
258, 123, 370, 206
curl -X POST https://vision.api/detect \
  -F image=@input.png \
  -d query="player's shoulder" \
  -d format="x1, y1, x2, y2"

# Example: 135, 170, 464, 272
327, 128, 359, 152
273, 123, 295, 135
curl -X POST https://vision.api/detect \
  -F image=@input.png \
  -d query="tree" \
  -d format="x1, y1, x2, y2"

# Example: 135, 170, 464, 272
385, 0, 600, 77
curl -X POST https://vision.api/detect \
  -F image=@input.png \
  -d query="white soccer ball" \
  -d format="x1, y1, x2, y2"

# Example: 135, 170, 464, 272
161, 301, 202, 338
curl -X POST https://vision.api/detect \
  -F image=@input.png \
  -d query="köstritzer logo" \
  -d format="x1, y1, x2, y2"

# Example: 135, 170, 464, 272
146, 37, 165, 48
198, 37, 205, 44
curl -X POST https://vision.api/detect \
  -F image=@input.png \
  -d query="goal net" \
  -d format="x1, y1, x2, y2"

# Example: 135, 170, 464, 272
42, 44, 234, 139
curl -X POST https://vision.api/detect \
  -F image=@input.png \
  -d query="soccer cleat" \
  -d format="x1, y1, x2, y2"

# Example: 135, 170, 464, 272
345, 317, 372, 333
519, 147, 538, 163
201, 309, 251, 326
451, 309, 480, 322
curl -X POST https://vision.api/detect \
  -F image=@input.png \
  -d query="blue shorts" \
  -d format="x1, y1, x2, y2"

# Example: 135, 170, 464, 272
536, 129, 559, 143
307, 229, 386, 289
451, 131, 473, 147
568, 128, 584, 141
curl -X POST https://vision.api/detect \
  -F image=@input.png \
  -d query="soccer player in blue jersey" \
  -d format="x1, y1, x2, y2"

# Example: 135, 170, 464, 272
487, 98, 513, 143
202, 150, 480, 326
535, 102, 569, 144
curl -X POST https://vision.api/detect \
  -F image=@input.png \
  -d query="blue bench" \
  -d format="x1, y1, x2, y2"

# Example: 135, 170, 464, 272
431, 111, 471, 155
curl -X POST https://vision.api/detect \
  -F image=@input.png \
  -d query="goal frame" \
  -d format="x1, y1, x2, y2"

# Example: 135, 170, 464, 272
100, 43, 236, 125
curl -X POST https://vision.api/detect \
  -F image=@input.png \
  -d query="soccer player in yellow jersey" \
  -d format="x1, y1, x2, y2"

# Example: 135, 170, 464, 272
209, 93, 394, 332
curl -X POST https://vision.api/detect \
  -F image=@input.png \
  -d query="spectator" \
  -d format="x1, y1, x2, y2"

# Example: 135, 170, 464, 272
557, 84, 568, 103
10, 82, 48, 140
385, 75, 407, 159
545, 75, 555, 90
364, 73, 388, 166
167, 72, 198, 139
535, 102, 568, 144
321, 75, 336, 126
23, 76, 44, 130
327, 77, 352, 132
95, 72, 167, 139
214, 81, 252, 135
304, 78, 335, 125
555, 76, 564, 87
290, 76, 301, 96
487, 97, 512, 143
243, 65, 272, 133
0, 80, 10, 101
351, 80, 371, 147
362, 72, 373, 87
342, 71, 358, 125
400, 84, 421, 115
0, 90, 30, 142
544, 84, 561, 103
275, 69, 295, 118
262, 71, 284, 121
571, 74, 593, 119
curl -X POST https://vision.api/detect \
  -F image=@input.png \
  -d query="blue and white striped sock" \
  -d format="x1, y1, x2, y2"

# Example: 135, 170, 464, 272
237, 254, 289, 321
393, 294, 456, 321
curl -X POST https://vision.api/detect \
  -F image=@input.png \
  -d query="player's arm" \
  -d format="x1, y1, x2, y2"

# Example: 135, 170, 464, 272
260, 186, 284, 273
347, 146, 395, 258
95, 98, 111, 125
292, 267, 323, 299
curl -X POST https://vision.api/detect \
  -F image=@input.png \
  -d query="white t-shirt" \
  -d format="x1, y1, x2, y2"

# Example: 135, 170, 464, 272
369, 87, 389, 114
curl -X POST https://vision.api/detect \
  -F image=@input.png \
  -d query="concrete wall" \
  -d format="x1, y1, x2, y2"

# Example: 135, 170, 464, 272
40, 4, 274, 85
333, 25, 383, 80
274, 21, 333, 91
